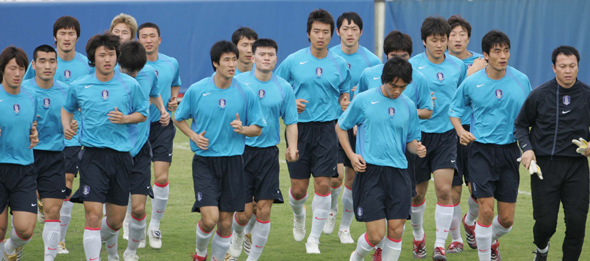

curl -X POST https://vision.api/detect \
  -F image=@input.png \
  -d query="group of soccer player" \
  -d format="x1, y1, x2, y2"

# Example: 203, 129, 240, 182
0, 7, 588, 261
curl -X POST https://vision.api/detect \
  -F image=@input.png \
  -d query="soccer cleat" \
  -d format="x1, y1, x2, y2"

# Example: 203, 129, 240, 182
57, 241, 69, 254
122, 212, 130, 240
432, 247, 447, 261
447, 241, 464, 253
372, 247, 382, 261
15, 246, 23, 261
532, 243, 549, 261
305, 237, 320, 254
37, 199, 45, 224
191, 253, 207, 261
413, 235, 427, 259
3, 251, 17, 261
123, 253, 140, 261
224, 252, 238, 261
228, 232, 244, 258
462, 214, 477, 249
243, 233, 252, 256
293, 207, 306, 241
148, 228, 162, 249
108, 254, 120, 261
338, 229, 355, 244
491, 240, 501, 261
323, 212, 336, 234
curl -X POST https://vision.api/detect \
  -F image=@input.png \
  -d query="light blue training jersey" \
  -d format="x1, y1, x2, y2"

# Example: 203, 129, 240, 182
147, 53, 181, 123
448, 50, 484, 125
128, 64, 160, 157
329, 44, 381, 95
0, 85, 37, 165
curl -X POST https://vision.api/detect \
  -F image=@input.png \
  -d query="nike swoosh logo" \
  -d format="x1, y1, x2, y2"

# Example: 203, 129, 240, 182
61, 189, 66, 192
371, 101, 380, 104
345, 209, 354, 212
477, 84, 485, 88
451, 160, 456, 163
314, 217, 326, 220
48, 247, 58, 250
203, 93, 211, 96
90, 257, 99, 261
156, 210, 163, 213
0, 100, 4, 102
108, 243, 116, 248
255, 245, 264, 248
479, 249, 489, 252
300, 61, 309, 64
244, 83, 252, 85
85, 85, 92, 88
373, 76, 380, 80
418, 66, 427, 69
132, 239, 140, 242
32, 204, 37, 207
562, 110, 571, 114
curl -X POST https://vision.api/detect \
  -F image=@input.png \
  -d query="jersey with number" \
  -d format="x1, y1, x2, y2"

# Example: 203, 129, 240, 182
329, 44, 381, 95
129, 64, 160, 157
147, 53, 181, 123
0, 86, 37, 165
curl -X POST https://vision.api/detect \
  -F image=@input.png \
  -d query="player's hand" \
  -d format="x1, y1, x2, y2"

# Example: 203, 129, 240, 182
350, 154, 366, 172
519, 150, 536, 169
340, 96, 350, 111
167, 97, 178, 112
285, 146, 299, 162
351, 85, 357, 93
431, 92, 437, 108
458, 130, 476, 146
517, 155, 543, 180
230, 113, 244, 134
296, 99, 308, 114
160, 110, 170, 126
64, 120, 77, 140
471, 57, 488, 71
572, 138, 589, 157
416, 141, 427, 158
353, 125, 357, 136
192, 131, 209, 150
29, 121, 39, 149
108, 107, 127, 124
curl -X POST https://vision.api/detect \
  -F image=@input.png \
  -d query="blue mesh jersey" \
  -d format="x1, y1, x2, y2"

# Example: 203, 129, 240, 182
356, 64, 433, 111
175, 76, 267, 157
22, 79, 69, 151
129, 64, 160, 157
447, 50, 484, 125
274, 47, 352, 122
63, 71, 149, 152
339, 87, 421, 168
0, 86, 37, 165
409, 52, 466, 133
235, 71, 298, 148
449, 66, 531, 144
147, 53, 181, 123
329, 44, 381, 95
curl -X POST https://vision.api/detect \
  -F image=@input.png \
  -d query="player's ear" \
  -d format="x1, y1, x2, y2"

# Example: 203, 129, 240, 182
158, 36, 162, 45
552, 64, 557, 74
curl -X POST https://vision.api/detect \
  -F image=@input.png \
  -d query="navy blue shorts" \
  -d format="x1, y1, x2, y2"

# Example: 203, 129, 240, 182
33, 150, 67, 199
414, 129, 457, 184
131, 141, 154, 197
63, 146, 81, 176
353, 164, 412, 222
243, 146, 283, 203
70, 147, 132, 206
469, 142, 520, 203
453, 125, 471, 186
149, 120, 175, 163
192, 155, 245, 213
337, 128, 355, 168
287, 121, 338, 179
0, 164, 37, 214
405, 150, 417, 197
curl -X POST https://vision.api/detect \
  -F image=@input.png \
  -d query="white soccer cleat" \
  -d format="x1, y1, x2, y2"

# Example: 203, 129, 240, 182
228, 232, 244, 258
293, 207, 306, 242
122, 212, 131, 240
57, 241, 69, 254
338, 229, 355, 244
148, 228, 162, 249
243, 233, 252, 256
305, 237, 321, 254
323, 212, 336, 234
123, 253, 139, 261
572, 138, 588, 155
224, 252, 238, 261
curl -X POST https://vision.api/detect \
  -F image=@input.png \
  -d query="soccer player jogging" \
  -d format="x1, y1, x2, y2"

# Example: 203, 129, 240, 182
327, 12, 381, 242
227, 38, 299, 261
173, 40, 265, 261
340, 57, 426, 261
274, 9, 352, 254
449, 30, 531, 261
22, 45, 70, 261
138, 22, 182, 249
61, 33, 149, 261
0, 46, 39, 261
110, 13, 138, 44
232, 27, 258, 75
408, 17, 466, 260
514, 46, 590, 261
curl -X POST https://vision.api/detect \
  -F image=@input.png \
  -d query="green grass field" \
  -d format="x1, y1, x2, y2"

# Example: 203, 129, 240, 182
21, 125, 590, 260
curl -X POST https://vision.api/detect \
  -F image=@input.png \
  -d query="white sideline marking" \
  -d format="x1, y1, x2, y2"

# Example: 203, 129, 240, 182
518, 190, 531, 196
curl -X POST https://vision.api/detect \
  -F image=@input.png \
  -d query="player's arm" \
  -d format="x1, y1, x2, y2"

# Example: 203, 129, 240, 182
336, 122, 365, 172
339, 92, 351, 111
285, 123, 299, 162
467, 57, 487, 77
406, 140, 426, 158
150, 95, 170, 126
514, 92, 539, 168
449, 83, 475, 145
108, 107, 147, 124
61, 108, 77, 140
168, 86, 180, 111
231, 113, 262, 137
417, 108, 432, 119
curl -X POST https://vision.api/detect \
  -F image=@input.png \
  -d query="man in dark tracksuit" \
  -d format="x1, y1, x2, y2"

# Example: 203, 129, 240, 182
514, 46, 590, 261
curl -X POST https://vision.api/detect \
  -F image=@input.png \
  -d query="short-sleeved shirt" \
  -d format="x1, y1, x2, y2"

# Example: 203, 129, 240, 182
22, 79, 69, 151
147, 53, 181, 123
448, 50, 484, 125
274, 47, 351, 122
63, 71, 149, 152
175, 76, 266, 157
235, 71, 298, 148
129, 64, 160, 157
329, 44, 381, 94
338, 87, 421, 168
409, 52, 466, 133
0, 85, 37, 165
449, 66, 531, 144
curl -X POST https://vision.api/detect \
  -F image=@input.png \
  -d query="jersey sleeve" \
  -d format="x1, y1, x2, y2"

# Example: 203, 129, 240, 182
339, 65, 352, 94
281, 82, 298, 125
338, 98, 364, 131
175, 86, 194, 121
23, 61, 35, 81
514, 87, 538, 152
448, 81, 469, 119
149, 73, 160, 98
415, 72, 433, 110
274, 57, 292, 83
172, 60, 182, 87
406, 101, 422, 142
356, 68, 370, 95
130, 82, 149, 117
245, 88, 267, 128
458, 62, 467, 86
63, 85, 79, 113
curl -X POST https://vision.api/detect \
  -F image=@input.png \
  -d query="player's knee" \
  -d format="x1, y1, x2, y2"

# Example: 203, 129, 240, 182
256, 207, 271, 222
154, 175, 168, 185
388, 226, 404, 239
85, 214, 102, 228
478, 207, 494, 223
235, 212, 250, 226
412, 194, 426, 205
44, 203, 62, 220
330, 178, 342, 188
131, 207, 146, 219
366, 231, 385, 246
200, 217, 218, 231
498, 217, 514, 228
14, 228, 33, 241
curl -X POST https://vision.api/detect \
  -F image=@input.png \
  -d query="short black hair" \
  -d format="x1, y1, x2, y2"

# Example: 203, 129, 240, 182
232, 27, 258, 46
210, 40, 239, 71
384, 30, 413, 56
447, 14, 472, 38
252, 38, 278, 54
0, 46, 28, 83
33, 44, 57, 61
421, 16, 451, 42
118, 41, 147, 73
307, 9, 335, 37
481, 30, 510, 55
137, 22, 160, 38
551, 45, 580, 65
85, 33, 120, 67
382, 56, 413, 85
53, 16, 81, 39
336, 12, 363, 31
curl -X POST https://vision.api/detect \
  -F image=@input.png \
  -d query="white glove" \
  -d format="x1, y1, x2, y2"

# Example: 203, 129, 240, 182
572, 138, 588, 155
517, 157, 543, 180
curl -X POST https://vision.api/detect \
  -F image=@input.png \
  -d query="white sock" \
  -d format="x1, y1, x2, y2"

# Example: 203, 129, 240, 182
211, 232, 231, 261
376, 231, 387, 249
126, 195, 132, 214
59, 200, 74, 243
43, 220, 60, 261
491, 216, 512, 242
309, 192, 330, 239
5, 228, 32, 255
383, 236, 402, 261
150, 181, 169, 229
339, 185, 354, 231
244, 213, 256, 235
232, 212, 247, 237
450, 203, 463, 243
475, 221, 492, 261
289, 188, 308, 219
247, 219, 270, 261
125, 213, 146, 256
330, 185, 342, 213
351, 233, 375, 261
434, 203, 454, 248
411, 200, 426, 240
465, 196, 479, 226
83, 228, 101, 261
101, 218, 119, 258
195, 222, 213, 257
